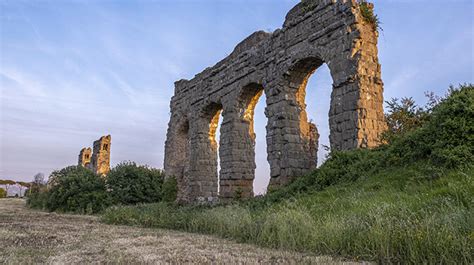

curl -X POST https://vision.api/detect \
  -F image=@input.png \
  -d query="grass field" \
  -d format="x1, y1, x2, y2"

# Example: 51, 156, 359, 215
102, 165, 473, 264
0, 198, 361, 264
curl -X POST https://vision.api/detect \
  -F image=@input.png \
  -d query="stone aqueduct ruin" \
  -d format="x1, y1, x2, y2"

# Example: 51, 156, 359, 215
164, 0, 386, 203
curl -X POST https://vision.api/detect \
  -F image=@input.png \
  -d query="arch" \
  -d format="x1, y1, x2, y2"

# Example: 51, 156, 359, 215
219, 83, 268, 199
188, 102, 223, 201
306, 63, 332, 166
266, 57, 325, 188
288, 57, 325, 161
239, 83, 265, 140
164, 1, 386, 202
206, 103, 223, 152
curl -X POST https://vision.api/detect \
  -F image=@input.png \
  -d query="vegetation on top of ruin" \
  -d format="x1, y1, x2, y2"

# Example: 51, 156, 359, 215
299, 0, 381, 32
359, 0, 381, 31
300, 0, 316, 13
101, 84, 473, 264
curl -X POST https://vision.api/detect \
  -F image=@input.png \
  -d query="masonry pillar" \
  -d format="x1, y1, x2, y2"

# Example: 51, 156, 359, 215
219, 108, 256, 199
187, 109, 220, 202
163, 117, 190, 202
265, 75, 320, 189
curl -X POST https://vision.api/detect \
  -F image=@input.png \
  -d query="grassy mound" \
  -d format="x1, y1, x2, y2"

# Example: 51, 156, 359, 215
102, 85, 473, 263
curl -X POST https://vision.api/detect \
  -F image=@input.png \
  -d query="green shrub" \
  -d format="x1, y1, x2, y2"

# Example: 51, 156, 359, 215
161, 176, 178, 202
0, 188, 6, 198
382, 97, 429, 143
26, 174, 49, 209
253, 148, 382, 208
26, 190, 49, 209
107, 162, 164, 205
300, 0, 316, 13
46, 166, 111, 214
385, 84, 474, 168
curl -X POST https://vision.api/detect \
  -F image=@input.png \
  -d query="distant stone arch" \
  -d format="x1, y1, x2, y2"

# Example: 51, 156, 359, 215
164, 0, 386, 203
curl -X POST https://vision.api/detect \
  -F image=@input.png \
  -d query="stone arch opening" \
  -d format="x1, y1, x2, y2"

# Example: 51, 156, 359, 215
201, 102, 223, 199
239, 84, 264, 141
212, 110, 224, 194
287, 57, 327, 168
301, 63, 333, 165
253, 93, 270, 195
238, 83, 269, 196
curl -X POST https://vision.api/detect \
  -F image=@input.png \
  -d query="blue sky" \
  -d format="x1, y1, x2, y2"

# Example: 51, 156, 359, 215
1, 0, 472, 194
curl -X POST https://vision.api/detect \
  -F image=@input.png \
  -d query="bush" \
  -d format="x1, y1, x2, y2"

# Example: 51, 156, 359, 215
26, 174, 49, 209
385, 84, 474, 168
46, 166, 111, 214
382, 97, 429, 143
161, 176, 178, 202
107, 162, 164, 205
27, 189, 49, 209
0, 188, 6, 198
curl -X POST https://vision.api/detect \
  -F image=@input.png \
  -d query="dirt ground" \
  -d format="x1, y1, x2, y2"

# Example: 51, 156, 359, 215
0, 199, 363, 264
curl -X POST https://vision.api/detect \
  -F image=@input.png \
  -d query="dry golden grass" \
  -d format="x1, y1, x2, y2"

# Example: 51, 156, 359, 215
0, 199, 362, 264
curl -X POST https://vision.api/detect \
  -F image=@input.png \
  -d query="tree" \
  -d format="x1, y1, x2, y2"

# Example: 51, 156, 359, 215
28, 173, 46, 197
382, 97, 428, 143
384, 84, 473, 168
107, 162, 164, 205
0, 188, 6, 198
46, 166, 111, 213
33, 173, 45, 186
382, 88, 460, 144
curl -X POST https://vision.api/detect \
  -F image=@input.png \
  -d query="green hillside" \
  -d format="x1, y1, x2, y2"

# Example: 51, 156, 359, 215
102, 85, 473, 264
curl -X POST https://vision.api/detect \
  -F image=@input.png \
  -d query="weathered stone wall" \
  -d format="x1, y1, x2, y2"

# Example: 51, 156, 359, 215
91, 135, 111, 176
78, 135, 111, 176
78, 147, 92, 169
164, 0, 386, 203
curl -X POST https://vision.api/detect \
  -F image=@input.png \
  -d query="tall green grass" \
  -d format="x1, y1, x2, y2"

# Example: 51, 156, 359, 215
102, 166, 473, 263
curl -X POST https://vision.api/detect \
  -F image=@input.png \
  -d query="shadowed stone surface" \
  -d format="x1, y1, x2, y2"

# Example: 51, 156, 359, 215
165, 0, 386, 203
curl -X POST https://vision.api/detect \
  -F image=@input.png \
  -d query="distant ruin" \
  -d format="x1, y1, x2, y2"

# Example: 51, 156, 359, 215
164, 0, 386, 203
78, 135, 111, 176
